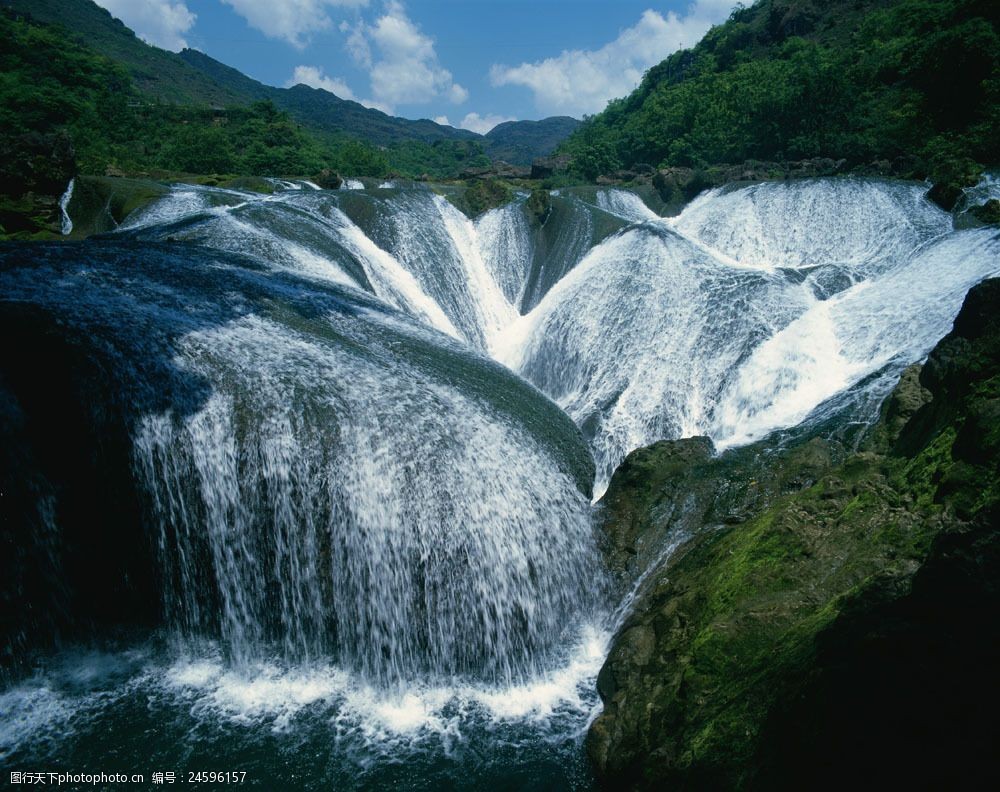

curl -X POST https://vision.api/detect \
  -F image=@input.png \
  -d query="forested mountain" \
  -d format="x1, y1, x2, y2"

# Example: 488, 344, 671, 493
0, 0, 481, 147
562, 0, 999, 190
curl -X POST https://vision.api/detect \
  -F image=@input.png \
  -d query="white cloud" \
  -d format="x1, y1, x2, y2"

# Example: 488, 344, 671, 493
222, 0, 369, 49
360, 97, 394, 115
490, 1, 734, 117
433, 115, 452, 127
459, 112, 516, 136
286, 65, 355, 99
94, 0, 195, 51
346, 2, 468, 114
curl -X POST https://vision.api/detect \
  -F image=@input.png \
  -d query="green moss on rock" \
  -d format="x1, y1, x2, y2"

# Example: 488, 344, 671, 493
590, 279, 1000, 789
451, 178, 514, 218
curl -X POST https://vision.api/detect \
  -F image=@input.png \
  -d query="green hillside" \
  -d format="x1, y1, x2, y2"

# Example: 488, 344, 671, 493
1, 0, 481, 150
562, 0, 999, 189
0, 0, 244, 106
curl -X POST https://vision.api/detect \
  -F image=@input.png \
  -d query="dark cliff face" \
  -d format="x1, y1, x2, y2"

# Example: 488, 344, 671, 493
590, 278, 1000, 789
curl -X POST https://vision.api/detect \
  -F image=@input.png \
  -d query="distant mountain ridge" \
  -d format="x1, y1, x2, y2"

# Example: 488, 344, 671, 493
484, 117, 581, 166
2, 0, 575, 160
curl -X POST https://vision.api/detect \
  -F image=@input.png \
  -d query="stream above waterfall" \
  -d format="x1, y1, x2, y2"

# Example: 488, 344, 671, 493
2, 176, 999, 788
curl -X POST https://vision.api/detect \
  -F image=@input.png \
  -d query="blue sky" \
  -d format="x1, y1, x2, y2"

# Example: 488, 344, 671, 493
94, 1, 735, 133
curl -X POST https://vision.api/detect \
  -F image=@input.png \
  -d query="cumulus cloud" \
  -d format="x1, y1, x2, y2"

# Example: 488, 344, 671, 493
222, 0, 369, 49
286, 65, 355, 99
490, 0, 734, 117
345, 2, 467, 114
458, 112, 516, 136
433, 115, 452, 127
94, 0, 195, 52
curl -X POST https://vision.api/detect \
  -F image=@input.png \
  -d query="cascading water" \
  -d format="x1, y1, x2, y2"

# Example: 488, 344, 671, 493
502, 179, 1000, 495
3, 174, 999, 787
58, 178, 75, 236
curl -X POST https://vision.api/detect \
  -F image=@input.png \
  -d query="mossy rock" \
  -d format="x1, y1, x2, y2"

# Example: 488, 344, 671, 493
451, 178, 514, 218
970, 198, 1000, 225
216, 176, 276, 194
526, 187, 551, 225
590, 278, 1000, 789
66, 175, 169, 238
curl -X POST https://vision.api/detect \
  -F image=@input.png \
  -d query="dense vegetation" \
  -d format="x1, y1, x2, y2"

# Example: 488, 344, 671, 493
0, 0, 479, 148
562, 0, 999, 186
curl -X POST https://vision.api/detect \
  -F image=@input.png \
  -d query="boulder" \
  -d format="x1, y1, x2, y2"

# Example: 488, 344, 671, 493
970, 198, 1000, 225
312, 168, 343, 190
530, 154, 573, 180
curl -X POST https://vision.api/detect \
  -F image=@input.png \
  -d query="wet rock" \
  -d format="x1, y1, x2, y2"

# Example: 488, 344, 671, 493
970, 198, 1000, 225
928, 180, 965, 211
312, 168, 343, 189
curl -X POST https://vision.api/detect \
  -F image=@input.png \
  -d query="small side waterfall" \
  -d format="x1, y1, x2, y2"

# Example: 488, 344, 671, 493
58, 178, 75, 236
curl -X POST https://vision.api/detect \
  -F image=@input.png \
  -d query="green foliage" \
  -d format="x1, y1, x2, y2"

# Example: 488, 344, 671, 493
561, 0, 1000, 179
453, 179, 513, 218
526, 188, 551, 225
386, 139, 490, 179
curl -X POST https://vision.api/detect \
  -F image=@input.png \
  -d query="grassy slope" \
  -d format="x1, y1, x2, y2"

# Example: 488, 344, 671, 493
590, 278, 1000, 789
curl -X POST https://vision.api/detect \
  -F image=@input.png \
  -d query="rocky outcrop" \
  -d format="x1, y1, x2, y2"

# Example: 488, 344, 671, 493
970, 198, 1000, 225
589, 279, 1000, 789
599, 434, 841, 587
312, 168, 343, 190
451, 178, 514, 218
526, 187, 551, 225
927, 180, 965, 211
459, 161, 531, 180
649, 158, 853, 205
530, 154, 573, 180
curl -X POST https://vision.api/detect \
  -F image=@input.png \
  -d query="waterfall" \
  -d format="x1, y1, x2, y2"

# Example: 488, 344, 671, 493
503, 180, 999, 496
4, 174, 1000, 785
58, 178, 75, 235
1, 241, 598, 687
109, 178, 1000, 499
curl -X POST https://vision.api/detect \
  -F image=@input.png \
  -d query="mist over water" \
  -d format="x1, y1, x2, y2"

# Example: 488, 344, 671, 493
3, 175, 999, 786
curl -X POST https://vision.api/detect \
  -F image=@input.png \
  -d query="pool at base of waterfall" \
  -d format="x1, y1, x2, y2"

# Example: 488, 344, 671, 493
2, 626, 608, 790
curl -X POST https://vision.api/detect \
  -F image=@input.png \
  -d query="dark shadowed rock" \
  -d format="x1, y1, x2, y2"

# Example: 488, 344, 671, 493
530, 154, 573, 180
313, 168, 343, 190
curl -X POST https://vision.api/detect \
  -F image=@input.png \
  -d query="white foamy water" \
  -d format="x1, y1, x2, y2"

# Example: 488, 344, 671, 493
595, 188, 660, 223
1, 622, 608, 767
674, 179, 951, 275
108, 177, 1000, 501
58, 178, 75, 235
